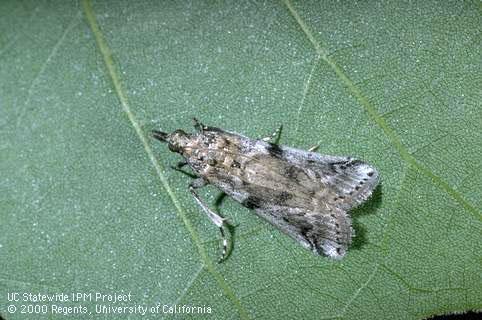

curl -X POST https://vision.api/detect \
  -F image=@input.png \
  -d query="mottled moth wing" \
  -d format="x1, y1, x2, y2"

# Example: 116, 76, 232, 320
258, 204, 353, 259
288, 149, 379, 209
272, 144, 379, 258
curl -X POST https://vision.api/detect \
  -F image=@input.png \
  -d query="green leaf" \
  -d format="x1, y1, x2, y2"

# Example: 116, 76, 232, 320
1, 0, 480, 319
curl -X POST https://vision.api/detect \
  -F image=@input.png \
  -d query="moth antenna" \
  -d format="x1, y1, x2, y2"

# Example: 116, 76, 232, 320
152, 130, 169, 142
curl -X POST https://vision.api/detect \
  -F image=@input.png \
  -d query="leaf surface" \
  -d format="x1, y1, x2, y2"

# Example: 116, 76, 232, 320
1, 1, 481, 319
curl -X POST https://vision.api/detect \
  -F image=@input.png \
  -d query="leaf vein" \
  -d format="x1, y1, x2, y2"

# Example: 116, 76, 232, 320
338, 264, 380, 318
16, 12, 81, 127
80, 1, 250, 319
172, 264, 205, 305
294, 54, 320, 137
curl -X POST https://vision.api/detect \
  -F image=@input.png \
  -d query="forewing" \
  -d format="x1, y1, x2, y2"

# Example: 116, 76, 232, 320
263, 145, 379, 258
277, 144, 379, 211
258, 205, 353, 259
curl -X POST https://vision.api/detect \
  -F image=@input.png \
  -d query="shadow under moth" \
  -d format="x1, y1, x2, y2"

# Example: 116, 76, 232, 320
153, 119, 379, 261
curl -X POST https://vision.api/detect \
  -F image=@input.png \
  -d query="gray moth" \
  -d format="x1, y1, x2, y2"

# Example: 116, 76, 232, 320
153, 119, 379, 261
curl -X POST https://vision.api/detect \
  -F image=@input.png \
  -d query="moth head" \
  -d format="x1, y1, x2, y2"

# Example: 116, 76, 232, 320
152, 129, 191, 153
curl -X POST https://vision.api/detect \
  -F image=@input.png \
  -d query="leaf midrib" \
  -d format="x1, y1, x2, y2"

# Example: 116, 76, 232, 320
80, 1, 250, 319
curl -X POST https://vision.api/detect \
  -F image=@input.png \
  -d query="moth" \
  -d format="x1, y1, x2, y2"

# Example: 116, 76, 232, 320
153, 119, 379, 261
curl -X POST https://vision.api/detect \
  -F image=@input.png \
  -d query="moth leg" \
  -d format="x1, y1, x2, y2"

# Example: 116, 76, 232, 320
189, 178, 229, 262
308, 144, 320, 152
170, 160, 197, 178
174, 160, 188, 169
192, 117, 205, 132
261, 124, 283, 145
